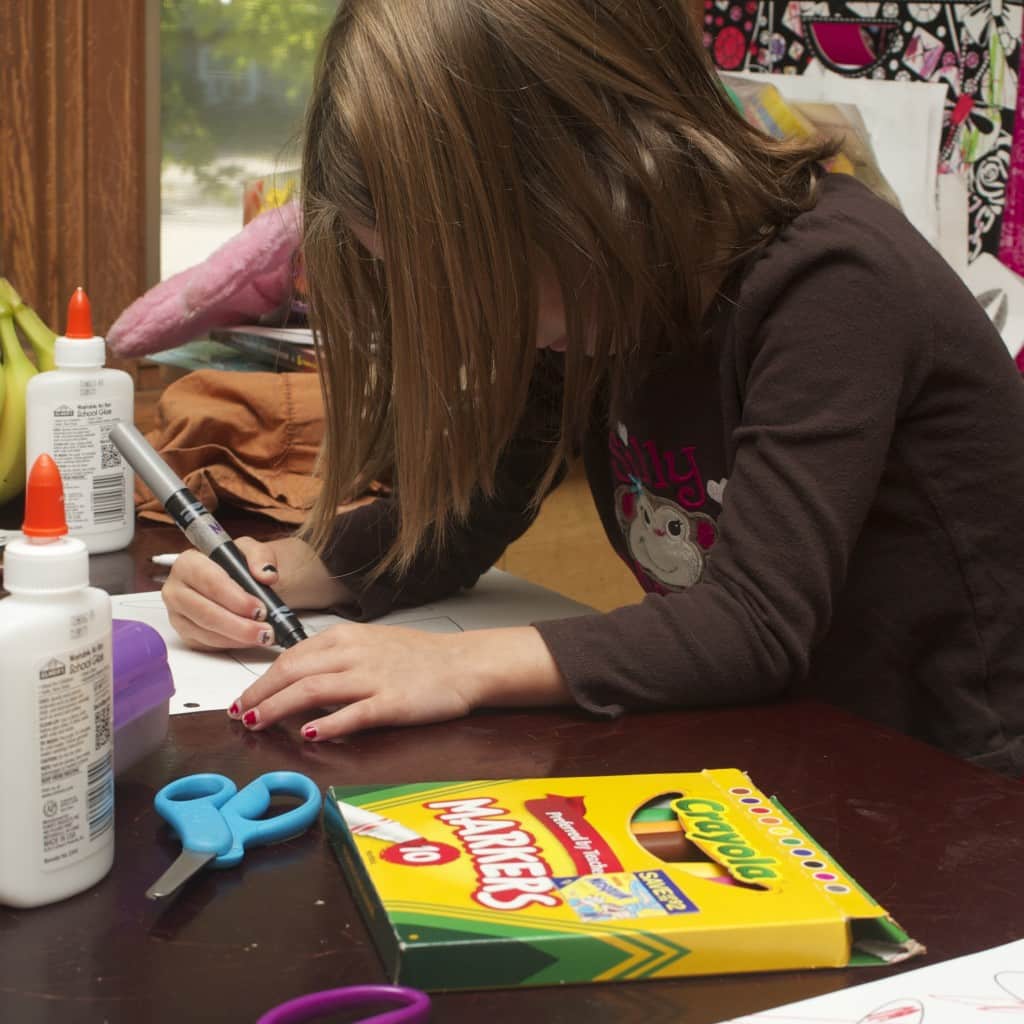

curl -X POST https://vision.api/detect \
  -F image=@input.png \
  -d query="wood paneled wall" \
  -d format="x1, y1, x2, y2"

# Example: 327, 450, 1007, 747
0, 0, 150, 354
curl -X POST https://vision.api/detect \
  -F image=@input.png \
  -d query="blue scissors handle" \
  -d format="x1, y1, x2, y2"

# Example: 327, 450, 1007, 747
216, 771, 321, 867
154, 773, 238, 856
155, 771, 321, 868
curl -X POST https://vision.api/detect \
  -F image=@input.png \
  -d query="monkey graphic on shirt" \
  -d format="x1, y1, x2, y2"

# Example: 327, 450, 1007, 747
615, 481, 717, 592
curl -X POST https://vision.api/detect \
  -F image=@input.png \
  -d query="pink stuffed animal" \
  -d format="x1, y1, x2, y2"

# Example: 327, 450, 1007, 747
107, 201, 302, 357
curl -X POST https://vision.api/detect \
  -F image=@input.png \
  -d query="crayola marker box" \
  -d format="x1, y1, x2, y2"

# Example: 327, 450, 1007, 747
324, 770, 922, 991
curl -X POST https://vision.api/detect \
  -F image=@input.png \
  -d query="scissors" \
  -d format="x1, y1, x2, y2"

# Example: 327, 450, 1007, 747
257, 985, 431, 1024
146, 771, 321, 900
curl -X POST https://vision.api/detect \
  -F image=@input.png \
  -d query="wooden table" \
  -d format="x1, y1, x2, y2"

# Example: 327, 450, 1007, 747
1, 517, 1023, 1023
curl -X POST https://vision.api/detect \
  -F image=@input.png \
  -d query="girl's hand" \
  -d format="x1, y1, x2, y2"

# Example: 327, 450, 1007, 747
163, 536, 350, 651
229, 624, 571, 739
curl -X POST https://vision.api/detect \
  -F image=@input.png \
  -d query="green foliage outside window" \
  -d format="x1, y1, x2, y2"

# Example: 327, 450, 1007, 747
161, 0, 335, 200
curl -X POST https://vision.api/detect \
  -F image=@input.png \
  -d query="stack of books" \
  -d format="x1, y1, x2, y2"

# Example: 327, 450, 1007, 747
207, 325, 317, 372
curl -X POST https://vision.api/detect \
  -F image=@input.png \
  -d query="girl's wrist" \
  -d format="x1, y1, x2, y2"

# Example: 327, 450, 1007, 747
458, 626, 572, 710
270, 536, 352, 610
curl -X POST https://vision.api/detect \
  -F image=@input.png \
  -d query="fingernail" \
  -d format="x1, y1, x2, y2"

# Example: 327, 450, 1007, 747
242, 709, 259, 727
228, 700, 241, 719
252, 606, 266, 622
260, 629, 273, 646
302, 725, 318, 741
262, 564, 278, 575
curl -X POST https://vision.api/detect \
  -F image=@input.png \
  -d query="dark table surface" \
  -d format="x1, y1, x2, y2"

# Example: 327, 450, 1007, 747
1, 515, 1023, 1023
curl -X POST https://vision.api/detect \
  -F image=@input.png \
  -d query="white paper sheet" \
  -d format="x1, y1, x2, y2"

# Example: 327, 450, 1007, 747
717, 938, 1024, 1024
726, 67, 947, 248
111, 568, 593, 715
936, 171, 970, 278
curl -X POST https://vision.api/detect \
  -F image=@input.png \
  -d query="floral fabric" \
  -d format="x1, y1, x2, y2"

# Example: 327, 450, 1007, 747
703, 1, 1023, 263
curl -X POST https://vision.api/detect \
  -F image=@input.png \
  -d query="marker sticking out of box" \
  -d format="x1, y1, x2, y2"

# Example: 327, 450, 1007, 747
336, 801, 423, 844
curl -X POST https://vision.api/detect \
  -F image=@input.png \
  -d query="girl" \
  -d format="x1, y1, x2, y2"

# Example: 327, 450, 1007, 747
164, 0, 1024, 776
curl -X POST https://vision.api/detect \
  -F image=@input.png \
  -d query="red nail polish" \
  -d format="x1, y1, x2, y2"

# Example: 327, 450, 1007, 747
228, 701, 240, 718
302, 726, 318, 740
243, 709, 258, 727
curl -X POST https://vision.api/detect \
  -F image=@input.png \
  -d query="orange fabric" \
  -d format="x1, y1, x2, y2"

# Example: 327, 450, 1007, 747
135, 370, 325, 525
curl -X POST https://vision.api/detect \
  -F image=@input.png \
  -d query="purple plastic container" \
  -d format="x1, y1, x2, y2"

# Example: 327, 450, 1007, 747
112, 619, 175, 775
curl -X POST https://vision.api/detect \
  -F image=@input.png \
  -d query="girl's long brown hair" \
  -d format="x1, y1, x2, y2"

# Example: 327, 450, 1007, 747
300, 0, 835, 574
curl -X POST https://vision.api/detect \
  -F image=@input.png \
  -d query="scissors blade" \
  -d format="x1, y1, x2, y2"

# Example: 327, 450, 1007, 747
145, 849, 216, 901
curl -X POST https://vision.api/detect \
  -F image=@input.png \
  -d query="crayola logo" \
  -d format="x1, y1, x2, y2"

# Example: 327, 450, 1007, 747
675, 799, 780, 883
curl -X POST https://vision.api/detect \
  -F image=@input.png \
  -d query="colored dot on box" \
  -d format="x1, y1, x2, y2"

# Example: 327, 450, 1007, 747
739, 797, 760, 804
769, 827, 791, 836
814, 872, 836, 881
750, 807, 770, 815
730, 787, 751, 795
825, 884, 849, 894
780, 837, 802, 846
760, 817, 781, 825
792, 848, 813, 857
802, 860, 825, 869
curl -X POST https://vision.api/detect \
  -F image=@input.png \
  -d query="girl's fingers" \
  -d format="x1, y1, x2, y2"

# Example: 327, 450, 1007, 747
300, 696, 402, 741
238, 672, 371, 731
235, 628, 356, 708
235, 536, 283, 587
228, 626, 480, 738
167, 608, 271, 652
165, 549, 267, 622
164, 609, 224, 652
164, 578, 274, 649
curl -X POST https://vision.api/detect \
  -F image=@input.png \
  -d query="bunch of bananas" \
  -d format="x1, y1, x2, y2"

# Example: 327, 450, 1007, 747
0, 279, 57, 505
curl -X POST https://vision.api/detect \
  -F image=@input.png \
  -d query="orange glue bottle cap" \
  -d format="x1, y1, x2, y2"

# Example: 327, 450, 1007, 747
4, 455, 88, 594
22, 453, 69, 539
56, 286, 106, 367
65, 287, 93, 339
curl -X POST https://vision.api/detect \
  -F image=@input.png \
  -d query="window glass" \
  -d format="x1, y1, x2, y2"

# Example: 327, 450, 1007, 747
160, 0, 335, 279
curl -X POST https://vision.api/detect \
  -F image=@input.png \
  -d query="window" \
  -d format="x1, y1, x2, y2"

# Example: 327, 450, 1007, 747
160, 0, 335, 279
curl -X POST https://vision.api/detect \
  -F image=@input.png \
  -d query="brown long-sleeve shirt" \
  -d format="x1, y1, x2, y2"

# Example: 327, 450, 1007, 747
324, 175, 1024, 777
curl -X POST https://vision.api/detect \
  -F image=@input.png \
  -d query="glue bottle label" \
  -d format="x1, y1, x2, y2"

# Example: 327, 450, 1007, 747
46, 400, 130, 532
35, 639, 114, 872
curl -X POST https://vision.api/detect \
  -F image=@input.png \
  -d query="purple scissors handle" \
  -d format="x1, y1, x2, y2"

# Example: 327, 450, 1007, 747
257, 984, 431, 1024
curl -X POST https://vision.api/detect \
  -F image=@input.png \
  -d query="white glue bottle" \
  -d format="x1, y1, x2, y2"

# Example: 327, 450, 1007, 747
0, 454, 115, 907
25, 287, 135, 553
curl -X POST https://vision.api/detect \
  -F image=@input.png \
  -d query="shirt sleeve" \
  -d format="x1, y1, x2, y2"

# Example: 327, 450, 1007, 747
321, 353, 566, 620
535, 238, 933, 714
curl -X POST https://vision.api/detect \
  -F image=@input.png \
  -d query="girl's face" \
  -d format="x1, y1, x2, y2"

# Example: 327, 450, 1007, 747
535, 263, 567, 352
349, 220, 567, 352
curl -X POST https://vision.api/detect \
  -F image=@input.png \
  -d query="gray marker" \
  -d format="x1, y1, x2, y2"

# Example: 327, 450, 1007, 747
109, 422, 307, 648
